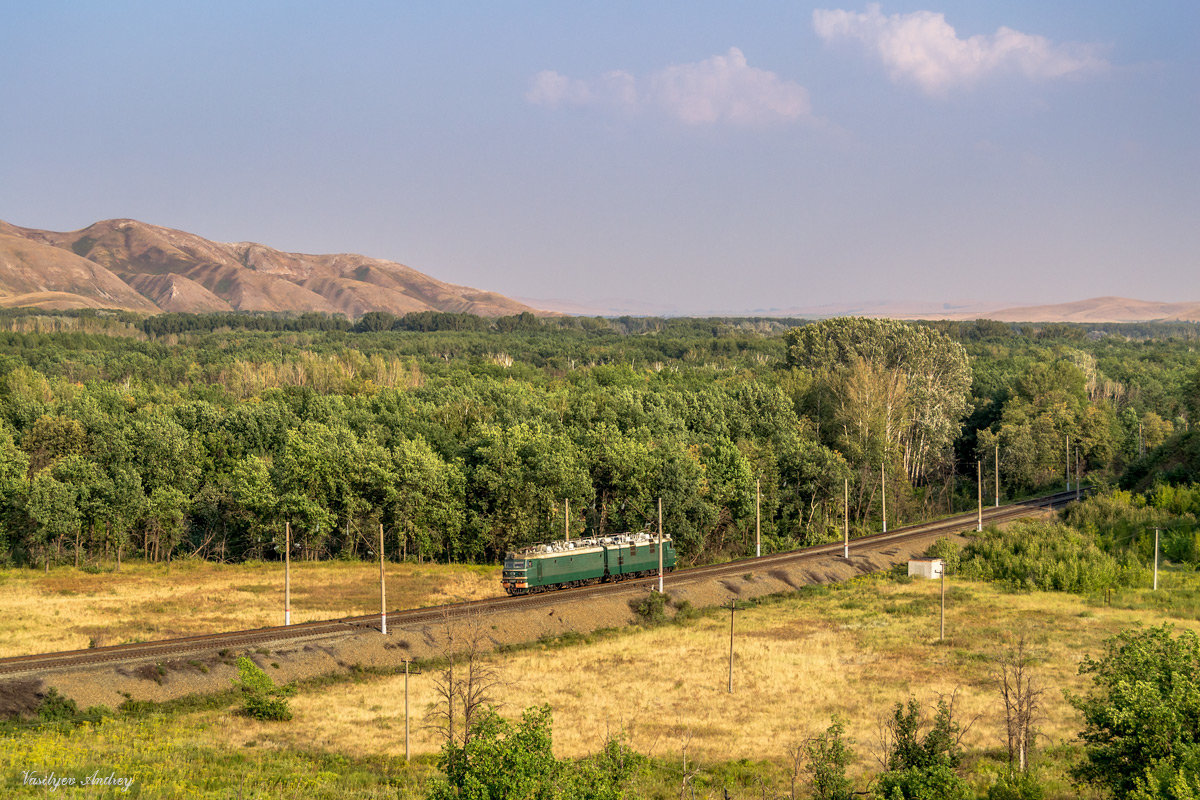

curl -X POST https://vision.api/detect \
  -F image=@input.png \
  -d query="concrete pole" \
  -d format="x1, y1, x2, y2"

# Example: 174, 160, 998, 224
977, 460, 983, 532
404, 660, 411, 762
1066, 435, 1071, 491
1080, 450, 1089, 501
1154, 528, 1160, 591
881, 462, 887, 534
940, 567, 946, 641
657, 497, 664, 594
565, 498, 569, 542
380, 523, 387, 635
727, 602, 736, 693
755, 478, 761, 558
995, 443, 1000, 508
843, 478, 849, 559
284, 521, 291, 626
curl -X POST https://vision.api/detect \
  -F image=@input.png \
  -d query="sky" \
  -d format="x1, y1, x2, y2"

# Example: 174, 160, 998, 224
2, 1, 1197, 315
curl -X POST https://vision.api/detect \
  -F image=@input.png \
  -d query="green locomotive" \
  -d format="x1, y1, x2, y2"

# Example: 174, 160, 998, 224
501, 531, 676, 595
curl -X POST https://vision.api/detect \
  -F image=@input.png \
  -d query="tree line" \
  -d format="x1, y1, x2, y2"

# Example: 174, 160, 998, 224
0, 310, 1195, 569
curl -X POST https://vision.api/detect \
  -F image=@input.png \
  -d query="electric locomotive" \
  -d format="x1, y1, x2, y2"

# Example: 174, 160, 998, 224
501, 531, 675, 595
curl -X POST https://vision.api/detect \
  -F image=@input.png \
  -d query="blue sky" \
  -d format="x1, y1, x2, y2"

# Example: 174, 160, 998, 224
2, 2, 1197, 313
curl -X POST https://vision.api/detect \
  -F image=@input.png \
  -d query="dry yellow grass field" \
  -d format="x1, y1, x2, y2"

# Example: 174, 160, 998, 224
200, 573, 1193, 787
0, 559, 502, 658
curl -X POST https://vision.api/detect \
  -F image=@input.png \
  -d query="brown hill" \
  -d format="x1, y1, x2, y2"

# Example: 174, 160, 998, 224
0, 232, 160, 312
938, 296, 1200, 323
124, 273, 234, 313
0, 218, 543, 318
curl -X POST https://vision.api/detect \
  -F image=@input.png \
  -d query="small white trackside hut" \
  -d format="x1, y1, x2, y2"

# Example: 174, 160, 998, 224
908, 558, 944, 579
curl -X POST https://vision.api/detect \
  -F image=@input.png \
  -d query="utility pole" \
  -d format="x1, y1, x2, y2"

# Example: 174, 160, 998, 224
1154, 528, 1160, 591
379, 523, 387, 635
977, 460, 983, 532
1080, 450, 1089, 501
727, 601, 736, 693
995, 443, 1000, 508
404, 659, 411, 762
1066, 435, 1071, 492
284, 521, 291, 626
843, 478, 849, 559
755, 478, 761, 558
881, 462, 887, 534
940, 565, 946, 641
564, 498, 569, 542
657, 497, 664, 594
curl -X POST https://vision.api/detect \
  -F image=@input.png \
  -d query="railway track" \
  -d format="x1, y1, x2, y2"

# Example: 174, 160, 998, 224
0, 489, 1079, 677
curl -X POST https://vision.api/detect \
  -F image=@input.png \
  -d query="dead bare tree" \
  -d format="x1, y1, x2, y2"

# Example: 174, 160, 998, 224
872, 712, 895, 771
786, 738, 805, 800
426, 610, 457, 747
995, 633, 1044, 772
456, 611, 504, 744
425, 608, 504, 749
936, 687, 980, 752
674, 714, 699, 800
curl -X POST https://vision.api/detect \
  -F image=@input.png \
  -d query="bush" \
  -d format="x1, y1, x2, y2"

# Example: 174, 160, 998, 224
563, 735, 644, 800
986, 770, 1046, 800
670, 598, 699, 623
629, 591, 668, 625
232, 657, 294, 721
874, 698, 971, 800
805, 717, 853, 800
36, 688, 79, 723
925, 538, 961, 574
428, 706, 558, 800
428, 705, 641, 800
960, 521, 1147, 593
876, 764, 973, 800
33, 688, 110, 727
1071, 625, 1200, 798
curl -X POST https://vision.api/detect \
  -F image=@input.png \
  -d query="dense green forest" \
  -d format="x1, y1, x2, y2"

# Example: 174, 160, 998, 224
0, 307, 1196, 568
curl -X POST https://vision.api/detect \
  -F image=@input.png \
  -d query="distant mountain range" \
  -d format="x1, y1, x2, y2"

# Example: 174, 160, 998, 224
931, 297, 1200, 324
788, 297, 1200, 323
2, 219, 1196, 323
0, 218, 541, 317
527, 295, 1200, 323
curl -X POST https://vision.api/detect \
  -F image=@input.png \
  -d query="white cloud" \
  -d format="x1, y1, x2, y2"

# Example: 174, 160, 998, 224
526, 48, 811, 125
813, 4, 1107, 95
525, 70, 592, 106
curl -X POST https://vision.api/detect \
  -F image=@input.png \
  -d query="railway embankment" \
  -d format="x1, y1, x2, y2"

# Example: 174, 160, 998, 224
5, 508, 1055, 713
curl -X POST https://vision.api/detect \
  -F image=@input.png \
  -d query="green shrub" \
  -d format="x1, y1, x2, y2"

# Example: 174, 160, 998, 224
874, 698, 971, 800
960, 521, 1147, 593
232, 656, 294, 721
629, 591, 668, 625
925, 538, 961, 574
1064, 490, 1197, 564
1071, 625, 1200, 798
428, 705, 640, 800
671, 598, 699, 623
987, 770, 1046, 800
876, 764, 973, 800
36, 688, 79, 723
33, 688, 110, 727
805, 717, 853, 800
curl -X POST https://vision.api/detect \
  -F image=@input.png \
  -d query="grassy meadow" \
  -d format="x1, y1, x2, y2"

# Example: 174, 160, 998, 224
0, 559, 502, 658
6, 567, 1200, 798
